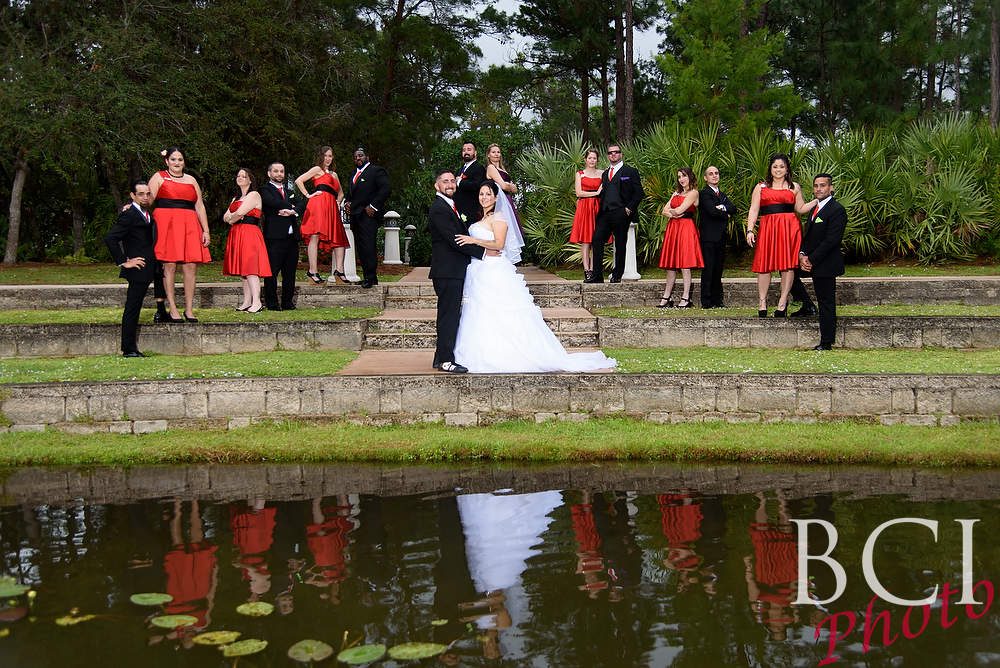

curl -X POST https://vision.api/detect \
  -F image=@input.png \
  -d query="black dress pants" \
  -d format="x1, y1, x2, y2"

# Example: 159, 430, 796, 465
791, 272, 838, 346
265, 235, 299, 308
121, 278, 151, 353
352, 212, 379, 283
432, 277, 464, 367
592, 208, 629, 281
699, 238, 725, 307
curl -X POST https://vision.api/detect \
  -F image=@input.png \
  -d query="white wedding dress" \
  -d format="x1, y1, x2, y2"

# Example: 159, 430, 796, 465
453, 222, 617, 373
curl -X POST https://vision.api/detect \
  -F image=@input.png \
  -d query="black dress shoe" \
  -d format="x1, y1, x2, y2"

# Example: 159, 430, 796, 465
773, 308, 787, 318
583, 276, 602, 284
813, 343, 833, 351
791, 305, 817, 317
608, 276, 622, 283
713, 302, 725, 309
153, 311, 168, 323
123, 351, 145, 358
361, 280, 378, 289
267, 304, 281, 311
438, 361, 468, 373
281, 304, 295, 311
758, 309, 768, 318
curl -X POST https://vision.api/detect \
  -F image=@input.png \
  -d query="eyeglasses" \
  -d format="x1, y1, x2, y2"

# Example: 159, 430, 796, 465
607, 150, 621, 155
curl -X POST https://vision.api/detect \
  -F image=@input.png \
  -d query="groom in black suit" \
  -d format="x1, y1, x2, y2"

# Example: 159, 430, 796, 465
346, 147, 391, 288
104, 180, 162, 357
454, 141, 486, 223
790, 173, 848, 350
428, 169, 488, 373
589, 143, 644, 283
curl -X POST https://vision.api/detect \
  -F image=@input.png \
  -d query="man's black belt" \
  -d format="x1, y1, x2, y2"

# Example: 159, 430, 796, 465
314, 184, 338, 196
155, 198, 196, 210
759, 203, 795, 216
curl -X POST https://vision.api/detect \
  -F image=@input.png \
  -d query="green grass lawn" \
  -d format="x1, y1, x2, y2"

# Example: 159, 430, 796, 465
0, 261, 405, 285
0, 418, 996, 468
0, 306, 380, 325
0, 350, 358, 384
2, 347, 996, 384
597, 304, 1000, 318
553, 262, 1000, 281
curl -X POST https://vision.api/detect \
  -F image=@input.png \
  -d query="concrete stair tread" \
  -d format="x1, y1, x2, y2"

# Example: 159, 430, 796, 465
339, 348, 614, 375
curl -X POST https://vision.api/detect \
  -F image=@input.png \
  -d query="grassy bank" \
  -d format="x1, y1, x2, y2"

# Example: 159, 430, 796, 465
0, 306, 380, 325
0, 418, 996, 468
2, 347, 997, 384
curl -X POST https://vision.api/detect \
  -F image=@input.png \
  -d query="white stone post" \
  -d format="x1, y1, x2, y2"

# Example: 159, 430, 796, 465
343, 223, 361, 283
403, 224, 416, 265
382, 210, 402, 264
623, 221, 642, 280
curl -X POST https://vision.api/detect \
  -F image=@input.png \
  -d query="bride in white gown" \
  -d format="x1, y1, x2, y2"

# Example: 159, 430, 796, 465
453, 181, 617, 373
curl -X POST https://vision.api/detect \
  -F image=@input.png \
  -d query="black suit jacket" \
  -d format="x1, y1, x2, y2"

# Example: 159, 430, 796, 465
599, 164, 644, 222
260, 182, 300, 240
105, 205, 156, 283
454, 160, 487, 221
801, 197, 847, 277
697, 186, 737, 243
347, 163, 391, 220
428, 196, 486, 280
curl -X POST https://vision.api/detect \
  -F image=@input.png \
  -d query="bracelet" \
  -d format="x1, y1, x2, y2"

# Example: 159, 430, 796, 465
746, 229, 755, 235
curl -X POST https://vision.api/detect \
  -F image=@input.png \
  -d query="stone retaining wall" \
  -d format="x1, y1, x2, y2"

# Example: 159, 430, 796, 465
2, 463, 996, 506
3, 373, 996, 432
0, 321, 364, 357
599, 316, 1000, 349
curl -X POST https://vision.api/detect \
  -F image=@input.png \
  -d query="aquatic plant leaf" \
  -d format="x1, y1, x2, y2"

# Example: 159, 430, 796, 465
129, 592, 173, 607
336, 644, 386, 664
192, 630, 241, 646
430, 619, 448, 626
387, 642, 448, 660
55, 614, 96, 626
150, 614, 198, 629
0, 627, 9, 637
236, 601, 274, 617
0, 578, 29, 598
221, 638, 267, 657
288, 639, 334, 662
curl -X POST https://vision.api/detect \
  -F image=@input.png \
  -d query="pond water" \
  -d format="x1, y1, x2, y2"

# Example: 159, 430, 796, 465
0, 464, 998, 667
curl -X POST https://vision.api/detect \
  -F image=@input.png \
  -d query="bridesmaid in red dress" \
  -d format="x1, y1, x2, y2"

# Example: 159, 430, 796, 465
222, 168, 272, 313
745, 153, 815, 317
657, 167, 703, 308
149, 147, 211, 322
295, 145, 350, 284
569, 149, 603, 282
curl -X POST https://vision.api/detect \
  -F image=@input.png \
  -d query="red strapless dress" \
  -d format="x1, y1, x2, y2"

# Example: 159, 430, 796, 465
222, 200, 272, 278
153, 171, 211, 263
658, 193, 703, 269
751, 186, 801, 273
301, 172, 349, 249
570, 173, 602, 243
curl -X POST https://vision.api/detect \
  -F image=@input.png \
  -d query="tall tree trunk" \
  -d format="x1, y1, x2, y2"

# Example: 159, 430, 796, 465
579, 67, 591, 144
925, 9, 937, 112
614, 3, 624, 139
953, 0, 962, 111
4, 152, 28, 265
621, 0, 634, 141
71, 196, 85, 255
600, 65, 611, 146
380, 0, 406, 113
991, 0, 999, 128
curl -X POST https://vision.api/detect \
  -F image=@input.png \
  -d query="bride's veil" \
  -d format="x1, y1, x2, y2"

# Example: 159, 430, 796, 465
492, 182, 524, 264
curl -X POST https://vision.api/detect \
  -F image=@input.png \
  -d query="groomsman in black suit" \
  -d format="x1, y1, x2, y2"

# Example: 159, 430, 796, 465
427, 169, 488, 373
104, 180, 165, 357
589, 143, 645, 283
260, 161, 300, 310
790, 173, 848, 350
346, 147, 391, 288
697, 166, 737, 308
454, 141, 486, 223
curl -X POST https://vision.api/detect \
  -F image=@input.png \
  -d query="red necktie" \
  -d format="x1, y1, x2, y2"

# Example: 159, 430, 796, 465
608, 167, 615, 181
811, 206, 819, 221
144, 211, 150, 223
278, 186, 285, 200
353, 170, 361, 185
452, 204, 459, 217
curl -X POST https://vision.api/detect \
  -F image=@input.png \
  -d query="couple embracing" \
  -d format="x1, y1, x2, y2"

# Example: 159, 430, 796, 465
428, 169, 616, 374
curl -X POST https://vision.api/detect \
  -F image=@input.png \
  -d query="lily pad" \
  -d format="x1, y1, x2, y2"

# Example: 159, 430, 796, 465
193, 630, 242, 646
288, 639, 334, 662
430, 619, 448, 627
387, 642, 448, 661
337, 644, 387, 664
235, 601, 274, 617
150, 614, 198, 629
0, 578, 29, 598
221, 638, 268, 657
129, 592, 173, 607
55, 614, 96, 626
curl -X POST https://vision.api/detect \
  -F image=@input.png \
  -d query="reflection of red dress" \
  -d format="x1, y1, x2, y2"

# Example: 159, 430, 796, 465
164, 543, 217, 628
153, 171, 211, 263
230, 505, 276, 556
659, 194, 703, 269
222, 200, 272, 278
301, 173, 349, 249
751, 186, 801, 273
307, 514, 354, 581
657, 493, 703, 546
750, 522, 797, 594
571, 503, 602, 555
570, 173, 602, 243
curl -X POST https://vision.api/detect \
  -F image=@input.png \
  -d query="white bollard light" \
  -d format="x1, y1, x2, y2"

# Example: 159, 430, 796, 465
623, 221, 642, 281
382, 210, 402, 265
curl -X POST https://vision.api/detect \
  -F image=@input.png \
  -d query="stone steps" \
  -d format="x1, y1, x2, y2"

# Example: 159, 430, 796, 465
2, 276, 997, 310
2, 315, 997, 358
3, 372, 996, 432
